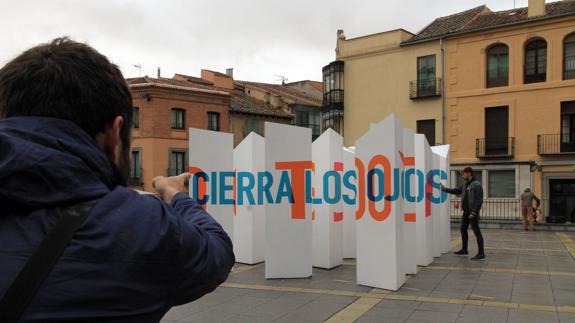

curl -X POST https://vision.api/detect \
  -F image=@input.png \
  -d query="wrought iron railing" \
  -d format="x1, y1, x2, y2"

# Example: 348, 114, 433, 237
450, 198, 521, 221
538, 133, 575, 155
409, 78, 441, 99
476, 137, 515, 158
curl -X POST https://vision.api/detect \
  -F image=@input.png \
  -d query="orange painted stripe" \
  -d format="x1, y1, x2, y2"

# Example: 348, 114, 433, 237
333, 212, 344, 222
334, 162, 344, 171
404, 213, 416, 222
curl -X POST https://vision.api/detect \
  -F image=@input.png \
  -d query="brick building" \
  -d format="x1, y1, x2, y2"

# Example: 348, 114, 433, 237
127, 76, 230, 192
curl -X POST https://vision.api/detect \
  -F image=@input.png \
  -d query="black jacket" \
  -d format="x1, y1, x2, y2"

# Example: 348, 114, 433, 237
442, 177, 483, 215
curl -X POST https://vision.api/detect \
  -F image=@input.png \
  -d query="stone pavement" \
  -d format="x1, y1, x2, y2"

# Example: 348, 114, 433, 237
162, 229, 575, 323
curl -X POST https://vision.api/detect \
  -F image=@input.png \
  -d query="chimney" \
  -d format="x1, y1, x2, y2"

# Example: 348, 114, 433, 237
528, 0, 545, 18
337, 29, 345, 40
226, 68, 234, 78
157, 67, 161, 78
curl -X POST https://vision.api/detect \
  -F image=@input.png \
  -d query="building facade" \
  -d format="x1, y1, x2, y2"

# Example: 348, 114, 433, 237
443, 0, 575, 222
325, 28, 446, 147
127, 76, 230, 192
237, 80, 323, 140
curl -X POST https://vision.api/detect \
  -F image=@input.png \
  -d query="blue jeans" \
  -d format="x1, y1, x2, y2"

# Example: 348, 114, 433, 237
460, 212, 484, 255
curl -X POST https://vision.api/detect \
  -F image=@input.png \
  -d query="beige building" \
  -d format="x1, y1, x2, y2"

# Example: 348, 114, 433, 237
441, 0, 575, 222
326, 29, 445, 147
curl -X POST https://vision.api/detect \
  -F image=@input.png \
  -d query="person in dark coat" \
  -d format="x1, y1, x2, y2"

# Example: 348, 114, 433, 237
0, 37, 235, 322
441, 167, 485, 260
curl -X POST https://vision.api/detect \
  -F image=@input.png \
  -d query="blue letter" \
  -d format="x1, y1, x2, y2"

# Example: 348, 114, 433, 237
323, 171, 342, 204
275, 171, 294, 204
257, 171, 274, 205
342, 170, 357, 205
237, 172, 255, 205
219, 171, 235, 205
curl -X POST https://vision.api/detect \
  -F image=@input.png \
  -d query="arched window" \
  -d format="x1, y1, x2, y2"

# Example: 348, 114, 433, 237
524, 39, 547, 83
486, 44, 509, 88
564, 33, 575, 80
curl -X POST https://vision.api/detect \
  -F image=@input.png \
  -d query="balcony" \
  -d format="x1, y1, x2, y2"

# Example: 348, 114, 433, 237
128, 168, 143, 185
538, 134, 575, 155
409, 78, 441, 99
476, 137, 515, 158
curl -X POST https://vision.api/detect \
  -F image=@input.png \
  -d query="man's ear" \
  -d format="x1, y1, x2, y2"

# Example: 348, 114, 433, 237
96, 116, 124, 163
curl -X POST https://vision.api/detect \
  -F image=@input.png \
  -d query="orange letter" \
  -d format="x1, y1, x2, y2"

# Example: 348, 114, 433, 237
367, 155, 391, 221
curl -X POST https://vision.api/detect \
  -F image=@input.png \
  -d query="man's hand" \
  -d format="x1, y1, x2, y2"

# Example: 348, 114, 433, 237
469, 212, 477, 220
152, 173, 191, 204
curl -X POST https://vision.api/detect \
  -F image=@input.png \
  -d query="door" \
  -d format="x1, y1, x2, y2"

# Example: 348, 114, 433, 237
548, 179, 575, 223
485, 106, 509, 156
561, 101, 575, 153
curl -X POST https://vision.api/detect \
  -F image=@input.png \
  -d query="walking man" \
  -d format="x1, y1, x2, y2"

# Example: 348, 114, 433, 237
520, 188, 541, 231
441, 167, 485, 260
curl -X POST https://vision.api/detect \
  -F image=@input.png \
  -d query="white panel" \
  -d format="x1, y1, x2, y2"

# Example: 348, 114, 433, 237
312, 129, 343, 269
414, 134, 434, 266
432, 145, 451, 253
355, 113, 405, 290
189, 128, 234, 240
264, 122, 312, 278
233, 133, 265, 264
342, 147, 356, 259
402, 128, 417, 275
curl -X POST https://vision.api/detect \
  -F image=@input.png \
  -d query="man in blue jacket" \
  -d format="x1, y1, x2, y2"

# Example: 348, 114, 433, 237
441, 167, 485, 260
0, 38, 235, 322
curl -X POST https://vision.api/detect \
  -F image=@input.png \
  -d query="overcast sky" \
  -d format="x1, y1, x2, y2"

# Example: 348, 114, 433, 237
0, 0, 543, 83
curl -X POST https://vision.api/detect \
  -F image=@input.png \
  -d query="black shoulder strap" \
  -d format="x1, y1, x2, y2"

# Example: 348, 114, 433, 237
0, 199, 101, 323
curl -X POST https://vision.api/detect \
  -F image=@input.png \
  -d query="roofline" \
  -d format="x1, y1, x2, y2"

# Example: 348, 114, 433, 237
129, 83, 230, 96
401, 10, 575, 46
230, 109, 292, 119
343, 28, 415, 42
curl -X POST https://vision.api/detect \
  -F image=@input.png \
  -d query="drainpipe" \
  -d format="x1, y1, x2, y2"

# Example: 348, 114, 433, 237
440, 38, 446, 145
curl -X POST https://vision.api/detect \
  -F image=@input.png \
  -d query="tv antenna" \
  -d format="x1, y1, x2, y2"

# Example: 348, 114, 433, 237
133, 64, 142, 77
274, 74, 288, 85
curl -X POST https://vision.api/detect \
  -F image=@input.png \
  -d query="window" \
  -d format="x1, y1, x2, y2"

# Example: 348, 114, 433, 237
524, 39, 547, 84
169, 149, 187, 176
485, 106, 509, 156
486, 44, 509, 87
207, 112, 220, 131
129, 149, 142, 184
488, 170, 515, 198
417, 119, 436, 146
244, 118, 260, 136
322, 109, 343, 136
417, 55, 436, 96
564, 33, 575, 80
171, 108, 185, 129
133, 107, 140, 128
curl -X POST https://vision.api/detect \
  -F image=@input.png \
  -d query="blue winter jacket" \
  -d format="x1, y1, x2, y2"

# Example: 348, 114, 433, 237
0, 117, 235, 322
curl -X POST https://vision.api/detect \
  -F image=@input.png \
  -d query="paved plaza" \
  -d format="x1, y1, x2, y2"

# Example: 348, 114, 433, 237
162, 229, 575, 323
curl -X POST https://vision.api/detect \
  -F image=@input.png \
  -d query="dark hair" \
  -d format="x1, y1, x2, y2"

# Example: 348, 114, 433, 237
462, 166, 474, 175
0, 37, 133, 145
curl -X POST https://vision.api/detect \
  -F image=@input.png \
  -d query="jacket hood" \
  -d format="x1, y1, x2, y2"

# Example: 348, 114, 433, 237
0, 116, 124, 210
